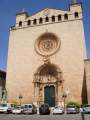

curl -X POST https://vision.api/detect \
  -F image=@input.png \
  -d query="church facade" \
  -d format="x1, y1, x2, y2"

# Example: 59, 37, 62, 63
6, 3, 90, 106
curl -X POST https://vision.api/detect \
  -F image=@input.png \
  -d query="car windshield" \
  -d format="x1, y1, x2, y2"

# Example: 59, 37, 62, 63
24, 105, 32, 108
41, 104, 49, 107
11, 104, 16, 107
14, 106, 21, 109
55, 106, 63, 109
0, 104, 7, 107
67, 106, 76, 108
84, 105, 90, 107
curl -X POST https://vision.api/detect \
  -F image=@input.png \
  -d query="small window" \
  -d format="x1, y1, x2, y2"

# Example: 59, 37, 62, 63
19, 21, 22, 27
45, 17, 49, 22
58, 14, 61, 21
75, 12, 79, 18
64, 14, 68, 20
33, 19, 37, 25
52, 16, 55, 22
27, 20, 31, 25
39, 18, 43, 24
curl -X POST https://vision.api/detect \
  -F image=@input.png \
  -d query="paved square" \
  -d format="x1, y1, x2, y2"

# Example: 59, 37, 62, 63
0, 114, 90, 120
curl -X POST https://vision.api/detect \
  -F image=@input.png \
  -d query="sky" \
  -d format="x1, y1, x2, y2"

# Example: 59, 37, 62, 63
0, 0, 90, 71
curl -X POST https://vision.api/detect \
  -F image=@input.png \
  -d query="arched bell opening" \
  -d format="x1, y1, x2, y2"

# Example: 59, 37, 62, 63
33, 63, 64, 106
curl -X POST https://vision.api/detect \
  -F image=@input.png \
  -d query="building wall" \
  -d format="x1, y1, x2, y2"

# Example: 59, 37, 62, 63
6, 3, 87, 104
84, 60, 90, 104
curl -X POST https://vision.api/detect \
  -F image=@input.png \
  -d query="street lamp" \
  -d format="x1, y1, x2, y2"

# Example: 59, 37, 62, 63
62, 89, 70, 112
19, 94, 23, 106
62, 92, 67, 112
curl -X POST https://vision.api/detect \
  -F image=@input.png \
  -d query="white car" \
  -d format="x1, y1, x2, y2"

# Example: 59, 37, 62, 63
0, 103, 14, 113
22, 104, 37, 114
66, 105, 79, 114
82, 105, 90, 113
53, 106, 64, 115
12, 106, 23, 114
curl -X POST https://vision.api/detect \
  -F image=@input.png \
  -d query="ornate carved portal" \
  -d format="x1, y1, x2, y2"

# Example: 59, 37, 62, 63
34, 32, 64, 106
33, 63, 64, 106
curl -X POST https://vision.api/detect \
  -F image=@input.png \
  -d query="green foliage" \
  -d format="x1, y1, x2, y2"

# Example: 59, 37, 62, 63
66, 101, 81, 108
12, 101, 18, 107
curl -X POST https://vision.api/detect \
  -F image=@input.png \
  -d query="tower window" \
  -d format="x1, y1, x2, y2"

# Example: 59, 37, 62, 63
58, 14, 61, 21
64, 14, 68, 20
19, 21, 22, 27
45, 17, 49, 22
39, 18, 43, 24
27, 20, 31, 25
33, 19, 37, 25
75, 12, 79, 18
52, 16, 55, 22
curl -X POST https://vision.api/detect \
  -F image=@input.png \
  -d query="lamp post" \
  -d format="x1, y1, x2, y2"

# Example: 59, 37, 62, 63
19, 94, 23, 106
62, 93, 67, 112
62, 89, 70, 112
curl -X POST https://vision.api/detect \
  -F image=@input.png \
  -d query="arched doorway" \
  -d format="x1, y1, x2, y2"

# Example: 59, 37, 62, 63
44, 86, 55, 107
33, 63, 64, 106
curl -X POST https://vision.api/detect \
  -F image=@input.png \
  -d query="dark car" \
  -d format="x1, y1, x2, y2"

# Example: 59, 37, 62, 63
82, 104, 90, 114
66, 105, 79, 114
39, 104, 50, 115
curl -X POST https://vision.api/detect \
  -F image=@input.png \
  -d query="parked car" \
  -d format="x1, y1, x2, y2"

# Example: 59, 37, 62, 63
0, 103, 14, 114
12, 106, 23, 114
7, 104, 16, 114
22, 104, 37, 114
66, 105, 79, 114
39, 104, 50, 115
82, 104, 90, 113
53, 106, 64, 115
